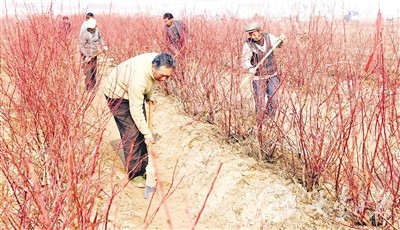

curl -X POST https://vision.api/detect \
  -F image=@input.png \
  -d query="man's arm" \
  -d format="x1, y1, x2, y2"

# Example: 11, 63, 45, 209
164, 29, 171, 47
97, 30, 107, 50
269, 33, 283, 48
79, 32, 90, 56
241, 42, 258, 74
241, 42, 253, 70
181, 21, 189, 39
128, 81, 153, 139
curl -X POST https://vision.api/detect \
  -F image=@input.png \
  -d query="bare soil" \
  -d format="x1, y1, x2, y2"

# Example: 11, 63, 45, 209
91, 70, 344, 229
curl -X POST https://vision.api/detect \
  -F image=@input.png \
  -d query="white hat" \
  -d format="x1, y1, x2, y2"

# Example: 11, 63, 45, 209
87, 18, 97, 29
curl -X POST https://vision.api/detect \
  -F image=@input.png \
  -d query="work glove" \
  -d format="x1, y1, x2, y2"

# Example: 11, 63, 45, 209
103, 46, 108, 51
249, 67, 257, 74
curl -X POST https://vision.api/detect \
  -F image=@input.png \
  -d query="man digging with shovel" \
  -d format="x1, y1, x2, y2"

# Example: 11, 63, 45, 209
104, 52, 176, 192
241, 21, 285, 127
241, 22, 285, 153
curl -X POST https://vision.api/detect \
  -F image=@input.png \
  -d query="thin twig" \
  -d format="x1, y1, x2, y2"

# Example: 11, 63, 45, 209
191, 163, 223, 229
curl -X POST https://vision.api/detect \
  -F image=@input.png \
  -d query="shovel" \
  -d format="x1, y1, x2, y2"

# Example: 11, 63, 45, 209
144, 101, 157, 199
240, 34, 286, 89
81, 49, 105, 68
253, 34, 285, 71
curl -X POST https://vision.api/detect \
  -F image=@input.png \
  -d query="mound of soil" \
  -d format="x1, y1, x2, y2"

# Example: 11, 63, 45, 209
92, 74, 341, 229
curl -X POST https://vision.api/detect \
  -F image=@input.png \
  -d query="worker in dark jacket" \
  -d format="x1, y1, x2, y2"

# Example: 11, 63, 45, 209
163, 12, 188, 56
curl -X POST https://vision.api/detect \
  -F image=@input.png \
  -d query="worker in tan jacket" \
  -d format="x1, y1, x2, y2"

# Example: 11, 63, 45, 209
79, 17, 108, 90
104, 52, 175, 187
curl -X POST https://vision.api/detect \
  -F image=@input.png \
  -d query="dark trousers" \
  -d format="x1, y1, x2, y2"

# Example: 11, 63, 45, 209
82, 55, 98, 90
105, 96, 148, 179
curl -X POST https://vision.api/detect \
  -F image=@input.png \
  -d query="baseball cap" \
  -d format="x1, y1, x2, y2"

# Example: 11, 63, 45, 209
87, 18, 97, 29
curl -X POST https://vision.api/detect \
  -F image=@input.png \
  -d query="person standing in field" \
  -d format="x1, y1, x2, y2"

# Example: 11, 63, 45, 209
162, 13, 189, 94
57, 16, 72, 48
241, 21, 283, 125
79, 17, 108, 90
163, 13, 189, 56
59, 16, 71, 35
104, 52, 176, 187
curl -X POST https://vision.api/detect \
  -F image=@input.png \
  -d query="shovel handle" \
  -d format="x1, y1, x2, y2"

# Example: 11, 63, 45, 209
145, 100, 157, 190
254, 34, 285, 71
148, 101, 153, 132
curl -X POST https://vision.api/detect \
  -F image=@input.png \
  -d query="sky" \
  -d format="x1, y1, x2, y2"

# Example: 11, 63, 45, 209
1, 0, 399, 20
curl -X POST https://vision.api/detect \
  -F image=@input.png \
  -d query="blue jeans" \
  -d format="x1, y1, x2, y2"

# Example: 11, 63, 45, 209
252, 76, 280, 123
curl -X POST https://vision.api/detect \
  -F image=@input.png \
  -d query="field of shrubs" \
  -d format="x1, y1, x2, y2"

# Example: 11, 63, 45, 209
1, 5, 399, 229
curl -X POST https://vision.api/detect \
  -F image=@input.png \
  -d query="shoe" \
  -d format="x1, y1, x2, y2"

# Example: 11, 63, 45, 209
131, 175, 145, 188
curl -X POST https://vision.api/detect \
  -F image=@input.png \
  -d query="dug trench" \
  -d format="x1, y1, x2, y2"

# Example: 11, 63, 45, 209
86, 63, 342, 229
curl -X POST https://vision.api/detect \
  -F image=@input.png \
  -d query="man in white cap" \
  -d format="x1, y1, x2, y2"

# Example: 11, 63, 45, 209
79, 12, 94, 37
79, 17, 108, 90
241, 21, 283, 125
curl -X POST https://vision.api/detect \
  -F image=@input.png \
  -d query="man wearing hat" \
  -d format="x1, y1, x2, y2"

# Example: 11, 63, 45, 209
80, 12, 94, 37
241, 21, 283, 125
79, 17, 108, 90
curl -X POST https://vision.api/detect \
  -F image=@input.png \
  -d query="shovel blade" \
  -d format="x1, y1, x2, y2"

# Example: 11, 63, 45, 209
144, 185, 156, 199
